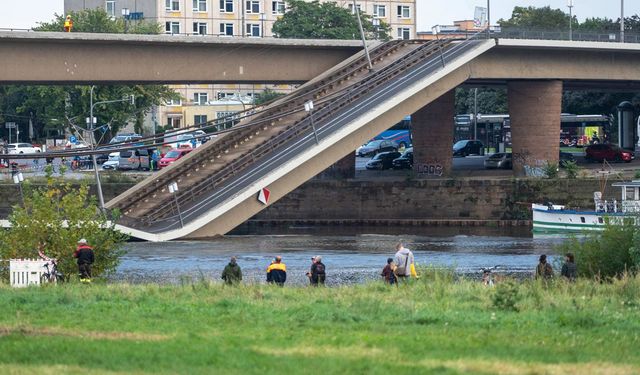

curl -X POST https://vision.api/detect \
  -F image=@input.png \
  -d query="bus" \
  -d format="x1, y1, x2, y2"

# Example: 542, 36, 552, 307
370, 116, 412, 148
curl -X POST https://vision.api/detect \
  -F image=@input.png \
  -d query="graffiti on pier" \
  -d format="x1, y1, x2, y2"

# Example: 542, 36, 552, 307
416, 157, 444, 177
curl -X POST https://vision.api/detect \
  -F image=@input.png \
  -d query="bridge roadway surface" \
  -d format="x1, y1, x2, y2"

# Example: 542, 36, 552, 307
0, 31, 364, 84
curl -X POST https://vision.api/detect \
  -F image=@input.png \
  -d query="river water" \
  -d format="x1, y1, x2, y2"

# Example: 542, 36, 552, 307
114, 226, 568, 285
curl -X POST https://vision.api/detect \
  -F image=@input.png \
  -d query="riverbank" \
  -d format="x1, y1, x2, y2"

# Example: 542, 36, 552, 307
1, 276, 639, 374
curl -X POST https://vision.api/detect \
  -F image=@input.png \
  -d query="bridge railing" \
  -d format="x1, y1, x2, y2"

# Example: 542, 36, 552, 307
497, 27, 640, 44
127, 34, 489, 232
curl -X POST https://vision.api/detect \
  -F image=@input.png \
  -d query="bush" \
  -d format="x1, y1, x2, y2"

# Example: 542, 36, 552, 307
542, 161, 559, 179
0, 173, 128, 280
556, 219, 637, 279
562, 161, 580, 179
492, 280, 521, 311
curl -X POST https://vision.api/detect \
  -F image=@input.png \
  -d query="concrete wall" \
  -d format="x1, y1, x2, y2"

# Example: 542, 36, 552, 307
0, 178, 609, 224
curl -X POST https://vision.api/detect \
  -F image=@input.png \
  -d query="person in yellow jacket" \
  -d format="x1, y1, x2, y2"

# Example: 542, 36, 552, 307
64, 15, 73, 32
266, 256, 287, 286
393, 242, 418, 280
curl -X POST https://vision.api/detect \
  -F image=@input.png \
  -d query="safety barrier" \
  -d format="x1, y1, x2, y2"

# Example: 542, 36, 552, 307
9, 258, 47, 288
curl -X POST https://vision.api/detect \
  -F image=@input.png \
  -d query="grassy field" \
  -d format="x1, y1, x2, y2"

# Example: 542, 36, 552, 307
0, 274, 639, 374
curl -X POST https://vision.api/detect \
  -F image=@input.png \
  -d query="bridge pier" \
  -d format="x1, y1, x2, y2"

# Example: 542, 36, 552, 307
411, 90, 455, 177
508, 80, 563, 176
323, 153, 356, 179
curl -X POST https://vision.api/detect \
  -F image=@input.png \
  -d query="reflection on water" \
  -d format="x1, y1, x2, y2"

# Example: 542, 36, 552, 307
115, 226, 569, 285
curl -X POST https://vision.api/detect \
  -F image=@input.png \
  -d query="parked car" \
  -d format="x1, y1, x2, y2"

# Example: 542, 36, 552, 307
118, 148, 151, 170
392, 148, 413, 170
101, 152, 120, 170
453, 140, 484, 157
484, 153, 512, 169
96, 133, 143, 164
159, 147, 192, 169
357, 140, 398, 157
7, 143, 41, 154
365, 151, 402, 170
585, 144, 634, 163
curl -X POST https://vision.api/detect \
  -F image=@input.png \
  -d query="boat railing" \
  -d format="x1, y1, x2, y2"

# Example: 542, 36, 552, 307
621, 200, 640, 213
595, 199, 619, 213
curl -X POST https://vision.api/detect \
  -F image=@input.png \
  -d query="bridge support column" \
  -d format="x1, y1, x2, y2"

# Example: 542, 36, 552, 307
412, 90, 454, 177
333, 153, 356, 179
508, 80, 562, 176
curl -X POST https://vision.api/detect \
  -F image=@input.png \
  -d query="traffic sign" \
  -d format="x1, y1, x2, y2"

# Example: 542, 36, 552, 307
5, 122, 16, 129
69, 135, 77, 143
257, 188, 271, 205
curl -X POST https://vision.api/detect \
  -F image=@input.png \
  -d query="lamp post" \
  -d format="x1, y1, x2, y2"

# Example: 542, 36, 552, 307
431, 25, 446, 68
567, 0, 574, 41
621, 0, 625, 43
353, 0, 373, 71
372, 18, 380, 40
12, 171, 24, 205
304, 100, 319, 144
88, 86, 135, 212
121, 8, 130, 33
168, 182, 184, 228
486, 0, 491, 37
473, 88, 478, 141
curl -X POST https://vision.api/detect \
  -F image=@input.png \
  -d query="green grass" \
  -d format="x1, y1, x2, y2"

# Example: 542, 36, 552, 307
0, 274, 639, 374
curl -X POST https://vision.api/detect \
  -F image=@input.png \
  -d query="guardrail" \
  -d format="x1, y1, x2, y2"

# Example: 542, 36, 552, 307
498, 28, 640, 44
123, 33, 489, 232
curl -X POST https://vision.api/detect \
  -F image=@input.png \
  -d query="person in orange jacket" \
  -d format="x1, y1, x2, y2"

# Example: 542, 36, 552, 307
64, 15, 73, 32
73, 238, 94, 282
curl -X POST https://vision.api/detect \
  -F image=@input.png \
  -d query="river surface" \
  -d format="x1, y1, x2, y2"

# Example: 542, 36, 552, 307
113, 227, 569, 285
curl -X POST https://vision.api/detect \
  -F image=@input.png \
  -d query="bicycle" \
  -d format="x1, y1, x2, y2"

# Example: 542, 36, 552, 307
40, 259, 65, 284
480, 265, 501, 287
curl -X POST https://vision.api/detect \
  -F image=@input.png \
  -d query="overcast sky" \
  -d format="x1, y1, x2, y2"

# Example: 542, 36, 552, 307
0, 0, 638, 31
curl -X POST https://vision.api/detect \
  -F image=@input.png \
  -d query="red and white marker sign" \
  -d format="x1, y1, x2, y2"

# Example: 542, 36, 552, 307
257, 188, 271, 205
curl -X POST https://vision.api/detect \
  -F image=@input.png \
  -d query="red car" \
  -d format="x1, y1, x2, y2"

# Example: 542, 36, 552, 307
158, 147, 192, 169
585, 144, 634, 163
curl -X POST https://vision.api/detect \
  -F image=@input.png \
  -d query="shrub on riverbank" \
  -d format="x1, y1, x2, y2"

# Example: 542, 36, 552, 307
0, 277, 639, 373
556, 219, 638, 278
0, 173, 128, 280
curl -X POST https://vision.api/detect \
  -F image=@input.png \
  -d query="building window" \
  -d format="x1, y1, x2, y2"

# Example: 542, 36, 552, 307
193, 22, 207, 35
193, 92, 209, 105
219, 23, 234, 36
217, 91, 235, 100
193, 0, 207, 12
165, 21, 180, 34
106, 1, 116, 17
165, 98, 182, 106
348, 3, 362, 14
397, 27, 410, 40
373, 4, 386, 18
272, 1, 285, 15
245, 0, 260, 13
166, 0, 180, 11
167, 117, 182, 128
246, 23, 260, 37
397, 5, 410, 18
194, 115, 208, 125
220, 0, 233, 12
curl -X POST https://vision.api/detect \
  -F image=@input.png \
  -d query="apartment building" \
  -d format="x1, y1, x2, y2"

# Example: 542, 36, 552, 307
64, 0, 417, 131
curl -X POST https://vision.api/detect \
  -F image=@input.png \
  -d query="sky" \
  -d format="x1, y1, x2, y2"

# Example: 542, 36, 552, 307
0, 0, 638, 31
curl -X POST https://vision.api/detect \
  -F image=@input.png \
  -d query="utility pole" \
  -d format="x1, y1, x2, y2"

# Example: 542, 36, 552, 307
473, 88, 478, 141
486, 0, 491, 37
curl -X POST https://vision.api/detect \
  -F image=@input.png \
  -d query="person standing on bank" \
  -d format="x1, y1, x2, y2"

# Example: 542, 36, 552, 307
221, 256, 242, 285
394, 242, 417, 281
535, 254, 554, 280
560, 253, 577, 281
309, 255, 326, 286
381, 258, 397, 285
73, 238, 94, 282
266, 256, 287, 286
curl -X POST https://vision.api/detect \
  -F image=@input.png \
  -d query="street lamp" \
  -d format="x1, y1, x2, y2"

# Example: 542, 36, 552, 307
12, 171, 24, 205
567, 0, 574, 41
122, 8, 130, 33
168, 181, 184, 228
486, 0, 491, 37
304, 100, 319, 144
431, 25, 446, 68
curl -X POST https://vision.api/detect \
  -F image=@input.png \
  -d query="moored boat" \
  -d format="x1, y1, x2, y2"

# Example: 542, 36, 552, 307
532, 180, 640, 233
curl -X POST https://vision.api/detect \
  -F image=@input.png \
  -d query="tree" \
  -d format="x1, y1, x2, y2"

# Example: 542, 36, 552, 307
272, 0, 390, 40
0, 8, 176, 141
455, 88, 507, 115
254, 88, 286, 106
0, 171, 128, 280
498, 6, 571, 30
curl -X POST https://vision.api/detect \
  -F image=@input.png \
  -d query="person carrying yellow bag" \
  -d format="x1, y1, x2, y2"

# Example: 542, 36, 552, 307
394, 242, 418, 281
